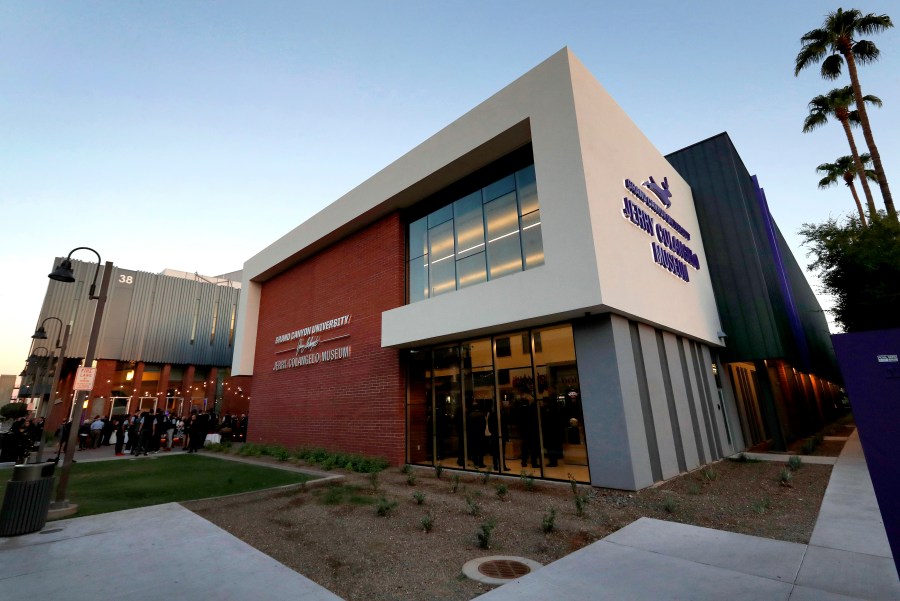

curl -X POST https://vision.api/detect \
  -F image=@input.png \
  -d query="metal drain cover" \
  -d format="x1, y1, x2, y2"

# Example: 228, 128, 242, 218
478, 559, 531, 578
462, 556, 542, 585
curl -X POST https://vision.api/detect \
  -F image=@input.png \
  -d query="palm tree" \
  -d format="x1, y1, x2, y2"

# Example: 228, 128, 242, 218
816, 154, 877, 227
803, 86, 881, 217
795, 8, 896, 220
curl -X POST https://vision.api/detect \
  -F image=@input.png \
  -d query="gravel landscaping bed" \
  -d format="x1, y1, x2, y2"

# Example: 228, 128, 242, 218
185, 446, 836, 601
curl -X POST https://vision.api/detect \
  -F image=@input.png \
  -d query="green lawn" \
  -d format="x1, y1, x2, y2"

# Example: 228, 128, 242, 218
0, 455, 313, 517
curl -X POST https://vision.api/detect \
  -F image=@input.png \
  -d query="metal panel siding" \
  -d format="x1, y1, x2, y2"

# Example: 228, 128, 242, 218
774, 228, 842, 383
666, 135, 786, 362
32, 258, 238, 367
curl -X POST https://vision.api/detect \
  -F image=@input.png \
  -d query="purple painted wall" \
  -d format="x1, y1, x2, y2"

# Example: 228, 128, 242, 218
831, 328, 900, 577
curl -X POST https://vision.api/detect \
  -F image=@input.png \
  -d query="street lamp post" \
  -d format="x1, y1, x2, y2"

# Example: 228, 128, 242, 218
47, 247, 113, 516
31, 317, 71, 463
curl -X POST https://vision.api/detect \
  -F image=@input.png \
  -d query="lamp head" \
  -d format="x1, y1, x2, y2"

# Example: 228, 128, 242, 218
49, 258, 76, 282
32, 326, 48, 340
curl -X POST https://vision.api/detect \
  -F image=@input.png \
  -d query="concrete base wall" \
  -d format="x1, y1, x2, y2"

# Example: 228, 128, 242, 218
575, 314, 738, 490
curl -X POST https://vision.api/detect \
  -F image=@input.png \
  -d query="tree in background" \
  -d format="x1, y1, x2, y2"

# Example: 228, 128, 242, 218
803, 86, 881, 217
801, 215, 900, 332
795, 8, 895, 220
0, 402, 29, 421
816, 153, 876, 227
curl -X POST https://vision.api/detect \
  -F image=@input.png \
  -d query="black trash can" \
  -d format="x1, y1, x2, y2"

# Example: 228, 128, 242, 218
0, 462, 56, 536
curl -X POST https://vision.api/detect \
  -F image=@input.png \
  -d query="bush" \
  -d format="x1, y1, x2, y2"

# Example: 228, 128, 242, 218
788, 455, 803, 471
662, 495, 677, 514
375, 497, 398, 517
412, 491, 426, 505
0, 402, 28, 420
465, 494, 481, 517
541, 507, 557, 533
205, 442, 232, 453
476, 519, 496, 549
495, 483, 509, 501
406, 472, 417, 486
752, 497, 771, 514
434, 464, 443, 479
450, 474, 461, 494
520, 470, 536, 491
420, 512, 433, 533
778, 468, 794, 486
702, 468, 717, 482
400, 464, 412, 474
368, 471, 380, 492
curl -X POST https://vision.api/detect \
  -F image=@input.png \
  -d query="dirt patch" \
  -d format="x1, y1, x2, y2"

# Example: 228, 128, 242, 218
185, 448, 835, 601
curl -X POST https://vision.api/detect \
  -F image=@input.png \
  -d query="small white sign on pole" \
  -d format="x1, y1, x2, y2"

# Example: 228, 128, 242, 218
74, 366, 97, 391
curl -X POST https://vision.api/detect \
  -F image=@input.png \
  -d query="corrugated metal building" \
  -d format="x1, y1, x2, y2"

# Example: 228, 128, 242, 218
29, 259, 249, 428
667, 133, 842, 451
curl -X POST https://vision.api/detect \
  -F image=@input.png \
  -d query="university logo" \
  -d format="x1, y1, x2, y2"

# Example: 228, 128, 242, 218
642, 176, 672, 209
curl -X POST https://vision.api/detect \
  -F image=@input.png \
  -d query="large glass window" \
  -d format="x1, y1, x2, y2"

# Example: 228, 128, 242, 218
406, 323, 588, 483
407, 164, 543, 303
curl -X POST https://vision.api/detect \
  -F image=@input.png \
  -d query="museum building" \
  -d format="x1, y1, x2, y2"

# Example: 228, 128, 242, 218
25, 260, 250, 431
231, 49, 840, 490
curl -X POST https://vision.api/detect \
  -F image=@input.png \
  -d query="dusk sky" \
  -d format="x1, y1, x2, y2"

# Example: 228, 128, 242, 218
2, 1, 898, 376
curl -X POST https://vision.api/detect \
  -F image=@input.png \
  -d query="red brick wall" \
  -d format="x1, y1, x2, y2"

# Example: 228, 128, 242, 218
221, 375, 252, 416
249, 212, 406, 464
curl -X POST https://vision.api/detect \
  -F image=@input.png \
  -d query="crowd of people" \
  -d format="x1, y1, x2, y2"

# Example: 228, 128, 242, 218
0, 416, 45, 463
53, 411, 248, 457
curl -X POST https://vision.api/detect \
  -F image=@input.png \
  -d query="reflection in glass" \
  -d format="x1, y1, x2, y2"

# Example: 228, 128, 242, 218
407, 350, 432, 465
454, 192, 485, 259
406, 325, 588, 482
428, 204, 453, 228
516, 165, 539, 215
407, 164, 542, 303
521, 210, 544, 269
409, 217, 428, 259
428, 221, 456, 297
456, 252, 487, 290
433, 346, 462, 467
408, 255, 429, 303
483, 174, 516, 202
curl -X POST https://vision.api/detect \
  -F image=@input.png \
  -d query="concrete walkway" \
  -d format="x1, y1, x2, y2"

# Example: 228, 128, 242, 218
1, 431, 896, 600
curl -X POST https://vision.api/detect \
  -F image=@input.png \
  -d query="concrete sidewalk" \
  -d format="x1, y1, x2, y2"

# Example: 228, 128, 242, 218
1, 430, 896, 600
0, 503, 341, 601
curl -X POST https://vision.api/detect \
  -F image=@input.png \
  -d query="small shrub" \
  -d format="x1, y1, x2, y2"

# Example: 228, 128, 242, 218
800, 438, 816, 455
702, 468, 717, 482
569, 474, 589, 517
401, 464, 412, 475
480, 469, 490, 485
375, 497, 398, 517
465, 494, 482, 517
476, 519, 496, 549
421, 512, 434, 533
752, 497, 771, 514
205, 442, 231, 453
788, 455, 803, 471
520, 470, 536, 491
450, 474, 461, 493
495, 483, 508, 500
368, 471, 380, 492
541, 507, 557, 533
662, 494, 677, 514
687, 482, 701, 495
779, 468, 794, 486
412, 490, 426, 505
274, 447, 291, 462
406, 472, 417, 486
434, 464, 444, 479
